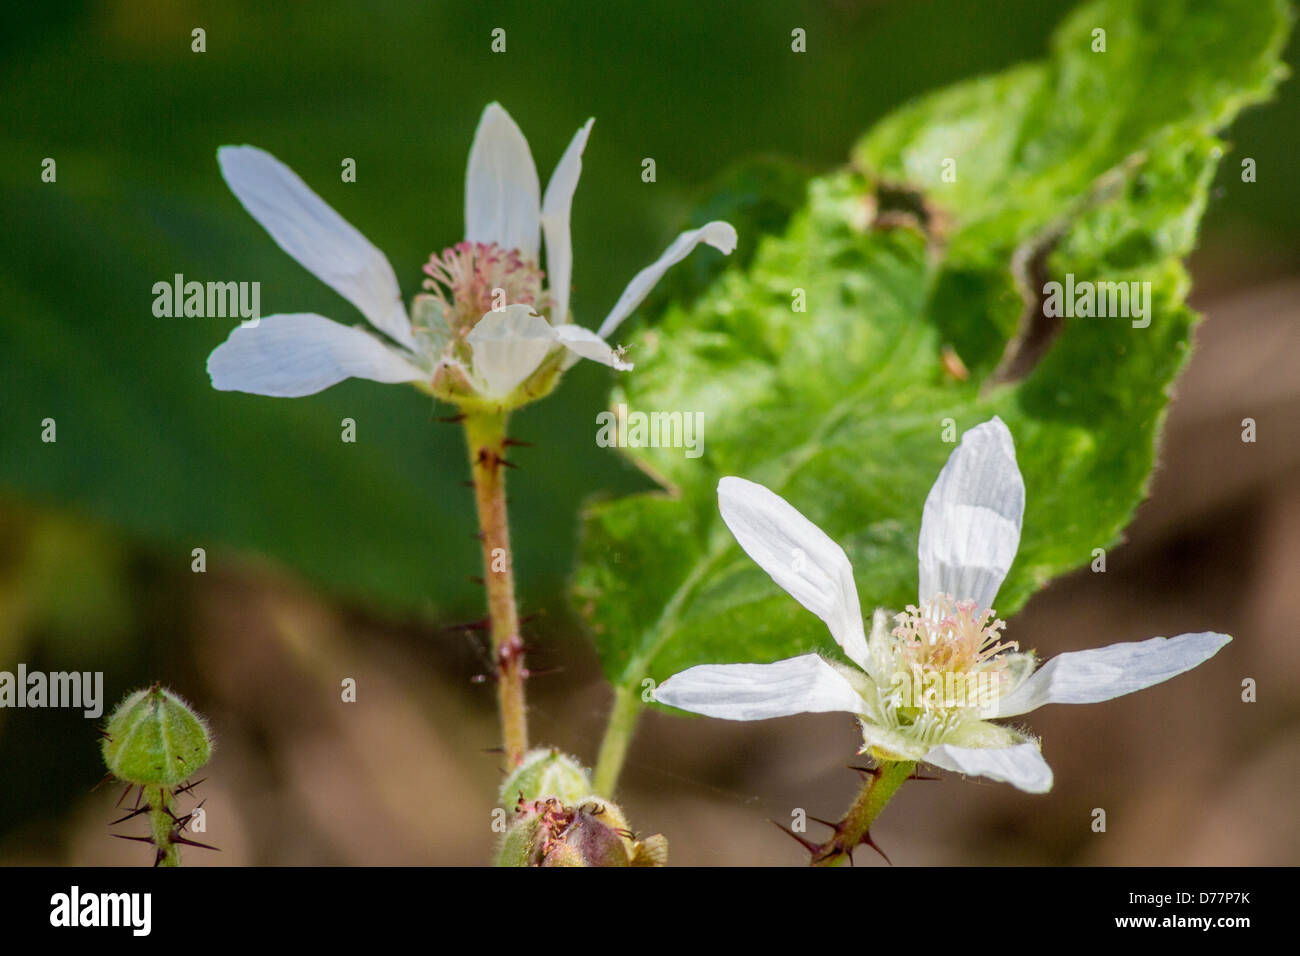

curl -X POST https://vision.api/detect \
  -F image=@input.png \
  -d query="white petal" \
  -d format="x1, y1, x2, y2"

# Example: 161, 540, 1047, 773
917, 416, 1024, 611
924, 742, 1054, 793
217, 146, 415, 351
465, 304, 557, 397
596, 221, 738, 339
994, 632, 1232, 718
654, 654, 870, 721
717, 477, 870, 670
207, 313, 425, 397
553, 324, 632, 370
464, 103, 541, 260
540, 118, 593, 325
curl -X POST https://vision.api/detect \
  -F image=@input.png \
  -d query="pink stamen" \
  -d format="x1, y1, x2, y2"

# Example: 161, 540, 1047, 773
421, 241, 546, 335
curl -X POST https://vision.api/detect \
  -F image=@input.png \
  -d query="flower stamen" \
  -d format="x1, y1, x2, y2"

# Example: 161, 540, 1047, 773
886, 594, 1019, 715
422, 241, 546, 337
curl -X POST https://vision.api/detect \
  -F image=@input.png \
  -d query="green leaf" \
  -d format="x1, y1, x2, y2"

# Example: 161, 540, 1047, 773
575, 0, 1291, 692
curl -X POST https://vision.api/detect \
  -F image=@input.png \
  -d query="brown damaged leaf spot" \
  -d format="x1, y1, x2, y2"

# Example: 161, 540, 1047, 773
863, 179, 953, 248
991, 221, 1071, 387
989, 152, 1147, 388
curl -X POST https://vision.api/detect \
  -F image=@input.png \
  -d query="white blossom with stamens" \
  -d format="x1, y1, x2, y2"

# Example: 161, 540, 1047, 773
654, 417, 1230, 793
207, 103, 736, 402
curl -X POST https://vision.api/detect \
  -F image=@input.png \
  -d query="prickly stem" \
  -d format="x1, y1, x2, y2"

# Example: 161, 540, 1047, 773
810, 760, 915, 867
146, 785, 181, 867
463, 410, 528, 767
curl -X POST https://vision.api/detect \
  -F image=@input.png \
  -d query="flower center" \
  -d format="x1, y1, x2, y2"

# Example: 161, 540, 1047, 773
422, 241, 546, 336
886, 594, 1017, 714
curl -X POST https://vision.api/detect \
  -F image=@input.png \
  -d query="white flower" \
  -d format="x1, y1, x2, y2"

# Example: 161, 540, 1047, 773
207, 103, 737, 402
654, 417, 1230, 793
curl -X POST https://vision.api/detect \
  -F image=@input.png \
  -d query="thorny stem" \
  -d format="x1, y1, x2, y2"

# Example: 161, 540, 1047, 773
811, 760, 916, 867
592, 684, 640, 796
145, 785, 181, 867
463, 410, 528, 768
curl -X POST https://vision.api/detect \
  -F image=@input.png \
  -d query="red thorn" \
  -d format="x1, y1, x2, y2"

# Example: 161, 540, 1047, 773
435, 414, 466, 423
502, 438, 533, 447
859, 831, 892, 865
112, 834, 155, 844
522, 666, 562, 679
770, 820, 819, 855
172, 778, 206, 798
172, 836, 220, 851
468, 575, 485, 585
445, 617, 491, 633
495, 632, 524, 661
807, 815, 841, 832
109, 806, 152, 826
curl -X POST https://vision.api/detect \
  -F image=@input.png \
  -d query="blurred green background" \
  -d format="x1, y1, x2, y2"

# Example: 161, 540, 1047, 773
1, 0, 1297, 864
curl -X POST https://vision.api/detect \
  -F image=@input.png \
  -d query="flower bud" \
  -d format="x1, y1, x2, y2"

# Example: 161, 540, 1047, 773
101, 685, 212, 787
499, 748, 592, 806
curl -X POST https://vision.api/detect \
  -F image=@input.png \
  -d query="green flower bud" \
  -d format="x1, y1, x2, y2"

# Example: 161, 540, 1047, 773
499, 748, 592, 806
101, 685, 212, 787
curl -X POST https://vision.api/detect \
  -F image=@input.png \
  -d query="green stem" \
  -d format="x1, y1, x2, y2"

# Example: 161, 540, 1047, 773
463, 410, 528, 768
811, 760, 915, 867
592, 685, 641, 796
145, 785, 181, 867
